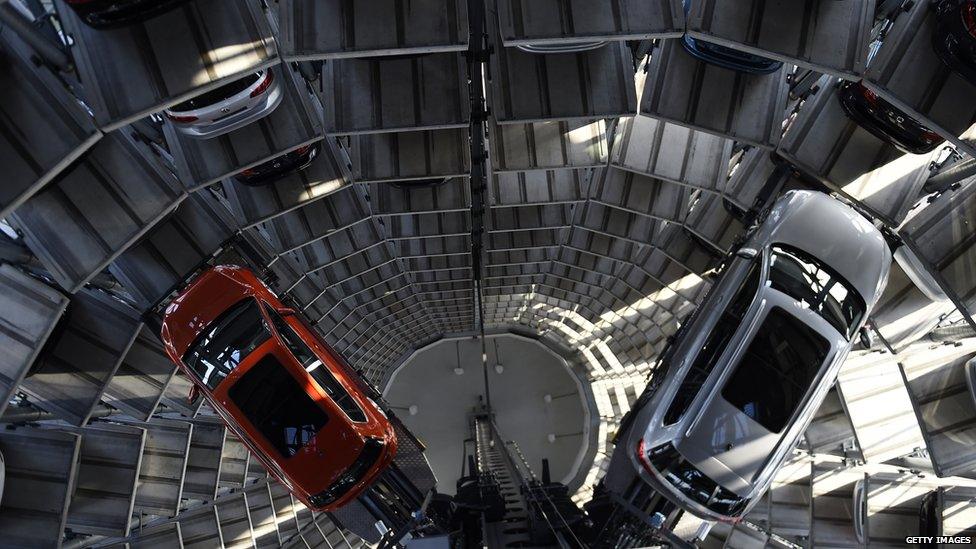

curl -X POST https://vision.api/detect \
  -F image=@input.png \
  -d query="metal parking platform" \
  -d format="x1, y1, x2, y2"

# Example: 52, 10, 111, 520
10, 131, 185, 294
164, 64, 324, 191
101, 327, 179, 422
640, 40, 789, 149
495, 0, 684, 46
686, 0, 875, 78
279, 0, 469, 60
779, 75, 938, 227
0, 25, 101, 219
128, 417, 193, 517
489, 119, 608, 173
863, 0, 976, 157
318, 52, 470, 135
348, 129, 471, 183
59, 0, 278, 131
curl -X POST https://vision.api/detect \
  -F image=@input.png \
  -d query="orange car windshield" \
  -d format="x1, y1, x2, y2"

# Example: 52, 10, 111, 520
183, 298, 270, 390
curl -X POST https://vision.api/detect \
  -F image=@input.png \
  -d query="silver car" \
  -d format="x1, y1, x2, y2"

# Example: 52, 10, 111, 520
164, 68, 283, 139
616, 190, 891, 522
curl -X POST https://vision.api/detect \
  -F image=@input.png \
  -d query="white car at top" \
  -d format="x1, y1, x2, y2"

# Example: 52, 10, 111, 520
608, 190, 892, 522
165, 68, 282, 139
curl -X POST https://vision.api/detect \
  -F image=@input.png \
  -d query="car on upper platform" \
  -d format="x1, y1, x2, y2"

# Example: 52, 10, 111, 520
837, 80, 946, 155
160, 265, 397, 511
680, 0, 783, 74
63, 0, 189, 28
615, 190, 891, 522
933, 0, 976, 86
165, 68, 282, 139
235, 142, 321, 187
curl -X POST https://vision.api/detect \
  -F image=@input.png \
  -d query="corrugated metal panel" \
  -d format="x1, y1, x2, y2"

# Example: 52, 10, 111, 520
279, 0, 468, 60
804, 386, 857, 457
319, 53, 469, 135
62, 423, 146, 537
223, 141, 351, 228
348, 129, 470, 183
0, 265, 68, 418
105, 522, 183, 549
496, 0, 684, 45
216, 493, 257, 548
687, 0, 873, 77
863, 0, 976, 157
109, 191, 239, 312
900, 178, 976, 325
269, 481, 301, 543
864, 472, 938, 545
219, 432, 250, 490
245, 483, 279, 548
20, 288, 141, 426
837, 350, 927, 463
182, 418, 227, 502
810, 460, 863, 548
259, 185, 372, 255
870, 260, 953, 352
589, 167, 695, 224
491, 169, 592, 206
611, 114, 732, 191
131, 418, 194, 517
490, 119, 608, 173
165, 65, 324, 191
640, 40, 788, 148
11, 131, 184, 293
684, 193, 746, 253
102, 326, 178, 421
490, 40, 637, 124
899, 340, 976, 477
778, 76, 935, 227
0, 427, 81, 548
370, 179, 471, 216
60, 0, 278, 130
178, 505, 224, 549
0, 26, 101, 219
940, 486, 976, 539
159, 372, 207, 418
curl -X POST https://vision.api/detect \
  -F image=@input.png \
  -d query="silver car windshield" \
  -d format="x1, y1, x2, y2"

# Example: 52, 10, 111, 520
768, 245, 866, 339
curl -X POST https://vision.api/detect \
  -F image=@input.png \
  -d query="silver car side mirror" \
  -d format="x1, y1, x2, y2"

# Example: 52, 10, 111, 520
735, 247, 758, 259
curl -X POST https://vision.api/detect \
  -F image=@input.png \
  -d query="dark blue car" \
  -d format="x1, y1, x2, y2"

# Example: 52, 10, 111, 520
680, 0, 784, 74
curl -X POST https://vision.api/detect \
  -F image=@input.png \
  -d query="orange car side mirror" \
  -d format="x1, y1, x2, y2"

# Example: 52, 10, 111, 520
277, 307, 297, 317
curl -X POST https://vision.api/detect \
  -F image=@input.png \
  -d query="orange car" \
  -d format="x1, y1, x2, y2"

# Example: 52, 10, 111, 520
160, 265, 397, 510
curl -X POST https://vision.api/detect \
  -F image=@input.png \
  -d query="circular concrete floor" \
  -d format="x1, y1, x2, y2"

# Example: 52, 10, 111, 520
382, 334, 590, 495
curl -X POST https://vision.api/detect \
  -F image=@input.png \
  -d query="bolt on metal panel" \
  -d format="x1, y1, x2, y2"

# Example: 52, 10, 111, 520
899, 339, 976, 477
215, 493, 258, 548
900, 177, 976, 326
863, 0, 976, 157
61, 423, 147, 537
182, 418, 227, 502
490, 169, 592, 207
279, 0, 469, 60
640, 39, 789, 149
109, 191, 239, 313
0, 427, 81, 548
495, 0, 684, 46
489, 41, 638, 124
319, 53, 470, 135
0, 26, 101, 219
803, 387, 857, 458
687, 0, 874, 78
19, 288, 140, 426
778, 76, 936, 227
348, 128, 471, 183
59, 0, 278, 131
130, 418, 194, 517
0, 265, 68, 418
10, 131, 185, 293
489, 120, 608, 173
611, 114, 733, 192
177, 505, 224, 549
102, 327, 179, 421
837, 350, 927, 464
223, 140, 351, 228
164, 65, 325, 191
810, 460, 864, 548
